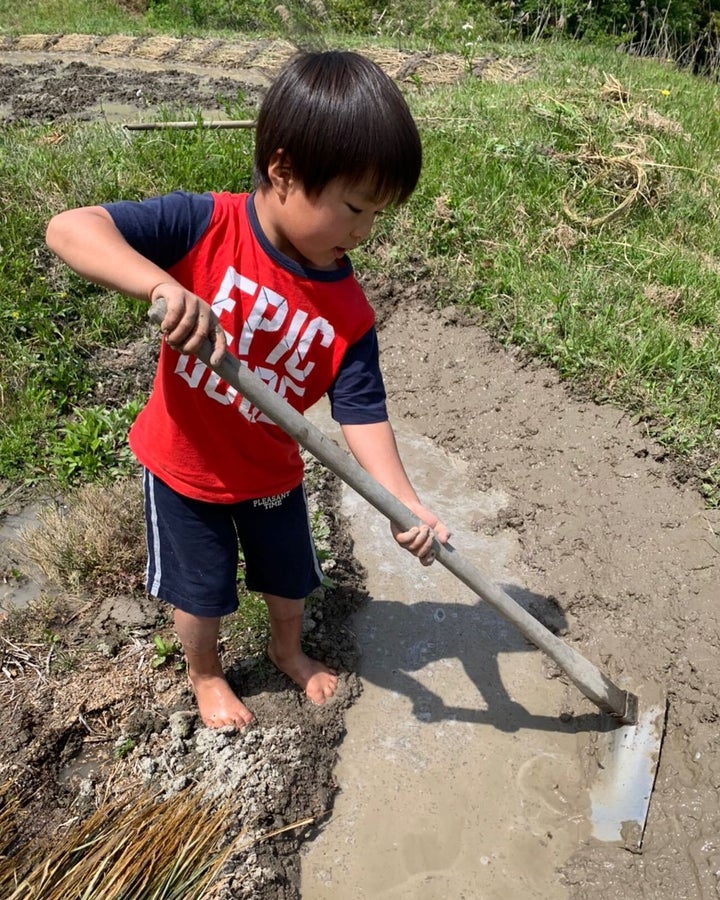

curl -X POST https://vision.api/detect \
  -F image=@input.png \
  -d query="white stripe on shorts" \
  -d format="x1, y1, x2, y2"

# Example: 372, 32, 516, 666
302, 483, 325, 586
144, 469, 162, 596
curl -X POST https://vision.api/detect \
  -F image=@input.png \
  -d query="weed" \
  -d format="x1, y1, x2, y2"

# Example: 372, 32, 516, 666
113, 736, 136, 759
43, 628, 78, 673
51, 400, 143, 486
151, 634, 182, 669
222, 592, 270, 657
0, 592, 70, 645
310, 508, 335, 587
702, 463, 720, 508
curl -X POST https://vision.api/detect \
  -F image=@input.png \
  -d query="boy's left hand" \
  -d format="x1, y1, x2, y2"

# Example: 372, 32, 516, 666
392, 504, 450, 567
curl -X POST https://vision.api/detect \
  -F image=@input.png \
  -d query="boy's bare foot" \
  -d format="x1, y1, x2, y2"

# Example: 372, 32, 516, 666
267, 644, 338, 705
188, 670, 255, 728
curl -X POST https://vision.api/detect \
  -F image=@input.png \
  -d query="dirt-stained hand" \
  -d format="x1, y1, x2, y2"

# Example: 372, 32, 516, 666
151, 282, 226, 366
391, 504, 450, 567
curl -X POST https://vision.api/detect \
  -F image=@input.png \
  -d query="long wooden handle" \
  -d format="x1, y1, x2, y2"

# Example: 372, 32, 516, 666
148, 300, 637, 724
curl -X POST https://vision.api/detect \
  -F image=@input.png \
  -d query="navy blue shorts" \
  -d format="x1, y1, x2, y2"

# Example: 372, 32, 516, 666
143, 470, 324, 617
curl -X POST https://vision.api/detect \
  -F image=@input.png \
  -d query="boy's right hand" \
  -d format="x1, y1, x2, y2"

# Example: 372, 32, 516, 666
151, 282, 227, 367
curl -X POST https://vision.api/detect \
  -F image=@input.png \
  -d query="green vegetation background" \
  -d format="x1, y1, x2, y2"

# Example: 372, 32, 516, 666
0, 0, 718, 504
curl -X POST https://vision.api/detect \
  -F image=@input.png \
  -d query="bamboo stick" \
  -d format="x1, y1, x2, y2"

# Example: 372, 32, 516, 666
123, 119, 256, 131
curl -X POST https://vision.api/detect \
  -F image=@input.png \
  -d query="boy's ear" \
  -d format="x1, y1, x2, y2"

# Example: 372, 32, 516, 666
267, 150, 294, 199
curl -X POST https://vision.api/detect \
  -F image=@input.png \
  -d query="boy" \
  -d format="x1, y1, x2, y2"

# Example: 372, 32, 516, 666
46, 50, 449, 729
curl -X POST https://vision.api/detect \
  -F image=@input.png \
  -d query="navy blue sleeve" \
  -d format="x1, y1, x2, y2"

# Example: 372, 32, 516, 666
328, 326, 388, 425
101, 191, 214, 271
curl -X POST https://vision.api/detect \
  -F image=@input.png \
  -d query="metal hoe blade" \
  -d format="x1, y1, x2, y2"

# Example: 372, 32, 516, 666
589, 693, 667, 849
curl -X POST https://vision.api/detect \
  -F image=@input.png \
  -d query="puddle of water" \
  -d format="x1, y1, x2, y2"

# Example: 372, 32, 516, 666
58, 743, 107, 786
0, 504, 46, 611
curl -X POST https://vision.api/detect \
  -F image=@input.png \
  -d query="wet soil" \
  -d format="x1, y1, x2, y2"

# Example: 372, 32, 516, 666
0, 33, 506, 126
1, 36, 719, 900
368, 281, 720, 899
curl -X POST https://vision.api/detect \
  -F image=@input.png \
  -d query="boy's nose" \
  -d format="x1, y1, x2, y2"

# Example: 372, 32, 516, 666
350, 218, 374, 241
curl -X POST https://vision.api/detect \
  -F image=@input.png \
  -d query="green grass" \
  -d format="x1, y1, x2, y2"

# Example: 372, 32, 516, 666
0, 119, 255, 483
0, 0, 507, 48
0, 0, 140, 35
0, 5, 718, 502
398, 46, 720, 500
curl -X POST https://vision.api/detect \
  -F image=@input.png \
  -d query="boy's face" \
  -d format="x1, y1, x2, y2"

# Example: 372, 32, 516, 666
269, 175, 390, 270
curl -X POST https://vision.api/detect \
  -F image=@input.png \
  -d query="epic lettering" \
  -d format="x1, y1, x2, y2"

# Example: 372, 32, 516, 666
174, 266, 335, 424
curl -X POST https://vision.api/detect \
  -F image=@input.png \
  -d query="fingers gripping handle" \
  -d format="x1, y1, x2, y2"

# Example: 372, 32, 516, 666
147, 298, 638, 723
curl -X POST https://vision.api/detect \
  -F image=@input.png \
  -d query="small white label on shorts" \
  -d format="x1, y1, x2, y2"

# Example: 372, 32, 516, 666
253, 490, 291, 509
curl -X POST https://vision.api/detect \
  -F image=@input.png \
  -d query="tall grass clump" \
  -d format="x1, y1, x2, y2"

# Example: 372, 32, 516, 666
22, 478, 146, 593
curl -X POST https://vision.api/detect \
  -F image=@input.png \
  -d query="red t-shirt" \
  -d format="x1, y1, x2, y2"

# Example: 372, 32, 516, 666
115, 192, 380, 502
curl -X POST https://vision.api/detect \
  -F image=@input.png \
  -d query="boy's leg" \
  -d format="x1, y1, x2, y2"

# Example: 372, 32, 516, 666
264, 593, 338, 705
174, 608, 254, 728
143, 470, 251, 729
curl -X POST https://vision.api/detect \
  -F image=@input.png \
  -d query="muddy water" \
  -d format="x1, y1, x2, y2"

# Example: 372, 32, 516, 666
302, 402, 595, 899
0, 503, 45, 611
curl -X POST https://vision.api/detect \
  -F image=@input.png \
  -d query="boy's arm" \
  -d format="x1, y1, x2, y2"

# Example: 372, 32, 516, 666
340, 420, 450, 566
45, 206, 226, 364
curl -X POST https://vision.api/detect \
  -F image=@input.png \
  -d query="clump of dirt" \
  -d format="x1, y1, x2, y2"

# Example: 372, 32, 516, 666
0, 59, 265, 125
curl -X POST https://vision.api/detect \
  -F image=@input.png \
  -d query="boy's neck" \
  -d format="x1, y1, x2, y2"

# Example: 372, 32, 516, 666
252, 185, 295, 262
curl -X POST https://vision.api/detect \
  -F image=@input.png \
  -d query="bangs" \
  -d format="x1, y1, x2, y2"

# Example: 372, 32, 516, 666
255, 51, 422, 204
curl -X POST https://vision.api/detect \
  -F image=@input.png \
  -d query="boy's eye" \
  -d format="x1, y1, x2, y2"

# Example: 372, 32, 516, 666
347, 204, 384, 217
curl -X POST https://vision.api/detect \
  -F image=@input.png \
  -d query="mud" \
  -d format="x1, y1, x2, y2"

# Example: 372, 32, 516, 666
1, 36, 719, 900
0, 35, 528, 125
363, 280, 720, 899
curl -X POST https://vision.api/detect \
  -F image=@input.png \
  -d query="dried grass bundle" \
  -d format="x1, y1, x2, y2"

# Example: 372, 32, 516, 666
562, 150, 653, 227
1, 779, 315, 899
6, 787, 246, 900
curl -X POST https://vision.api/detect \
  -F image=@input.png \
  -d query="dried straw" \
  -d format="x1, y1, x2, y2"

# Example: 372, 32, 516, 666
562, 151, 651, 228
3, 783, 314, 899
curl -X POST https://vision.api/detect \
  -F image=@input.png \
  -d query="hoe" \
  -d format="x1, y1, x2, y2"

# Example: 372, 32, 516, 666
149, 299, 666, 849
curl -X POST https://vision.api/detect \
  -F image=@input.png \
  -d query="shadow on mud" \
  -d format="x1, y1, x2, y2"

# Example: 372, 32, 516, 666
356, 586, 607, 735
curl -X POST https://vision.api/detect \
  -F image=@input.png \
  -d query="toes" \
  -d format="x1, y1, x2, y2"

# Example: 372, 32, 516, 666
308, 674, 339, 704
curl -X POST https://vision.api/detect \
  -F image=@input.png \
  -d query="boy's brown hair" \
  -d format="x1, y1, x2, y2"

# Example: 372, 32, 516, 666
254, 50, 422, 204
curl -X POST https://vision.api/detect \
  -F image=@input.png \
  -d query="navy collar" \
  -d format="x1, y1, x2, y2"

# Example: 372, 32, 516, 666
247, 192, 353, 282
